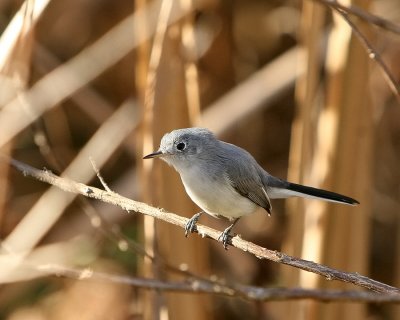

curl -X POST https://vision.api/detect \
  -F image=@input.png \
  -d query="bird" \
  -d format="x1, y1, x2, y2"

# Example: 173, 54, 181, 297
143, 127, 359, 249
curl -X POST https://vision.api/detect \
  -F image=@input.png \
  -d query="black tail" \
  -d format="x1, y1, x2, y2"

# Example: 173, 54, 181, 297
286, 182, 359, 205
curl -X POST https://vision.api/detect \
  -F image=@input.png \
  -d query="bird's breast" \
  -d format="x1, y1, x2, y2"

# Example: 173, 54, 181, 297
179, 166, 258, 219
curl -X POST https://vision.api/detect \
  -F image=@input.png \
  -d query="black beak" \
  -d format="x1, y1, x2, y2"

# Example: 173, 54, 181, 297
143, 150, 164, 159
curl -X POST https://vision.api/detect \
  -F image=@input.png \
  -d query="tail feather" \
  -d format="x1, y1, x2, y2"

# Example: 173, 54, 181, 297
286, 182, 359, 205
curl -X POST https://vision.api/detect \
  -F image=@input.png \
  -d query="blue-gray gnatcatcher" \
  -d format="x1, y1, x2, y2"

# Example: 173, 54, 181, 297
143, 128, 359, 249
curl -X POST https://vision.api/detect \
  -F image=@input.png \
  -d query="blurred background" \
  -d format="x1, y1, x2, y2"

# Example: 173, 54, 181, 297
0, 0, 399, 319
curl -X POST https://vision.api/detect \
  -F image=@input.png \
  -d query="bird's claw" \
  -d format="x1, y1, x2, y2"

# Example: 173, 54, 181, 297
217, 218, 239, 250
218, 228, 233, 250
185, 217, 197, 237
184, 212, 203, 237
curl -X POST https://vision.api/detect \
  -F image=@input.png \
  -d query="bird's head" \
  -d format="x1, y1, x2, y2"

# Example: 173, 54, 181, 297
143, 127, 217, 170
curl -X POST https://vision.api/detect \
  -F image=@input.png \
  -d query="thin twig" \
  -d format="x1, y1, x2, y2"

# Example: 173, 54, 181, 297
333, 5, 400, 101
314, 0, 400, 35
35, 264, 400, 303
89, 157, 112, 192
5, 156, 400, 295
313, 0, 400, 102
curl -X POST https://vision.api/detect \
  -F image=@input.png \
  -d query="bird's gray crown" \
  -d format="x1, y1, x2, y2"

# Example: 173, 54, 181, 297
158, 128, 217, 166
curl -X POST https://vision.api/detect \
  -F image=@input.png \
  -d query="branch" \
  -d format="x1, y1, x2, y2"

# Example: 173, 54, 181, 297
330, 3, 400, 101
313, 0, 400, 102
314, 0, 400, 35
5, 156, 400, 295
37, 264, 400, 303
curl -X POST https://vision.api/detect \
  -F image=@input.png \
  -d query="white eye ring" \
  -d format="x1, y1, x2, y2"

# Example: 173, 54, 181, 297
176, 142, 186, 151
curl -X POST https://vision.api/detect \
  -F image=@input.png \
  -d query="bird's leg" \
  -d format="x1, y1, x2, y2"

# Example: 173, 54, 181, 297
218, 218, 239, 250
185, 211, 204, 237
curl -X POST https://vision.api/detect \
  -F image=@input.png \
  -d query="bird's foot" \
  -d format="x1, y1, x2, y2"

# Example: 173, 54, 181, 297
217, 218, 239, 250
184, 211, 203, 237
218, 227, 233, 250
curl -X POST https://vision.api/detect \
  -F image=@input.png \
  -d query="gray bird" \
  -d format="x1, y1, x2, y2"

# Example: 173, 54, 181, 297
143, 128, 359, 249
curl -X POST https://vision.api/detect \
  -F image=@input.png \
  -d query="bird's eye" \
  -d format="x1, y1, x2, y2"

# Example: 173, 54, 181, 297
176, 142, 186, 151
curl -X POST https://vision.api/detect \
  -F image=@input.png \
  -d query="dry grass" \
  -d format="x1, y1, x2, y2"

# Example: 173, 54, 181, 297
0, 0, 399, 319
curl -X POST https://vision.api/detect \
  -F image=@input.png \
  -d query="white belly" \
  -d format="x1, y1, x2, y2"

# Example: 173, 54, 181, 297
180, 170, 257, 220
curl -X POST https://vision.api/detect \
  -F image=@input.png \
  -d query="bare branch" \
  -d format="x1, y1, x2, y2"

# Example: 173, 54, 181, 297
36, 264, 400, 303
313, 0, 400, 102
89, 157, 112, 192
5, 156, 400, 295
314, 0, 400, 35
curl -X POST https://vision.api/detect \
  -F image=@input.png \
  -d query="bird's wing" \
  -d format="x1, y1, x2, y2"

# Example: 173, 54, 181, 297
225, 162, 272, 214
